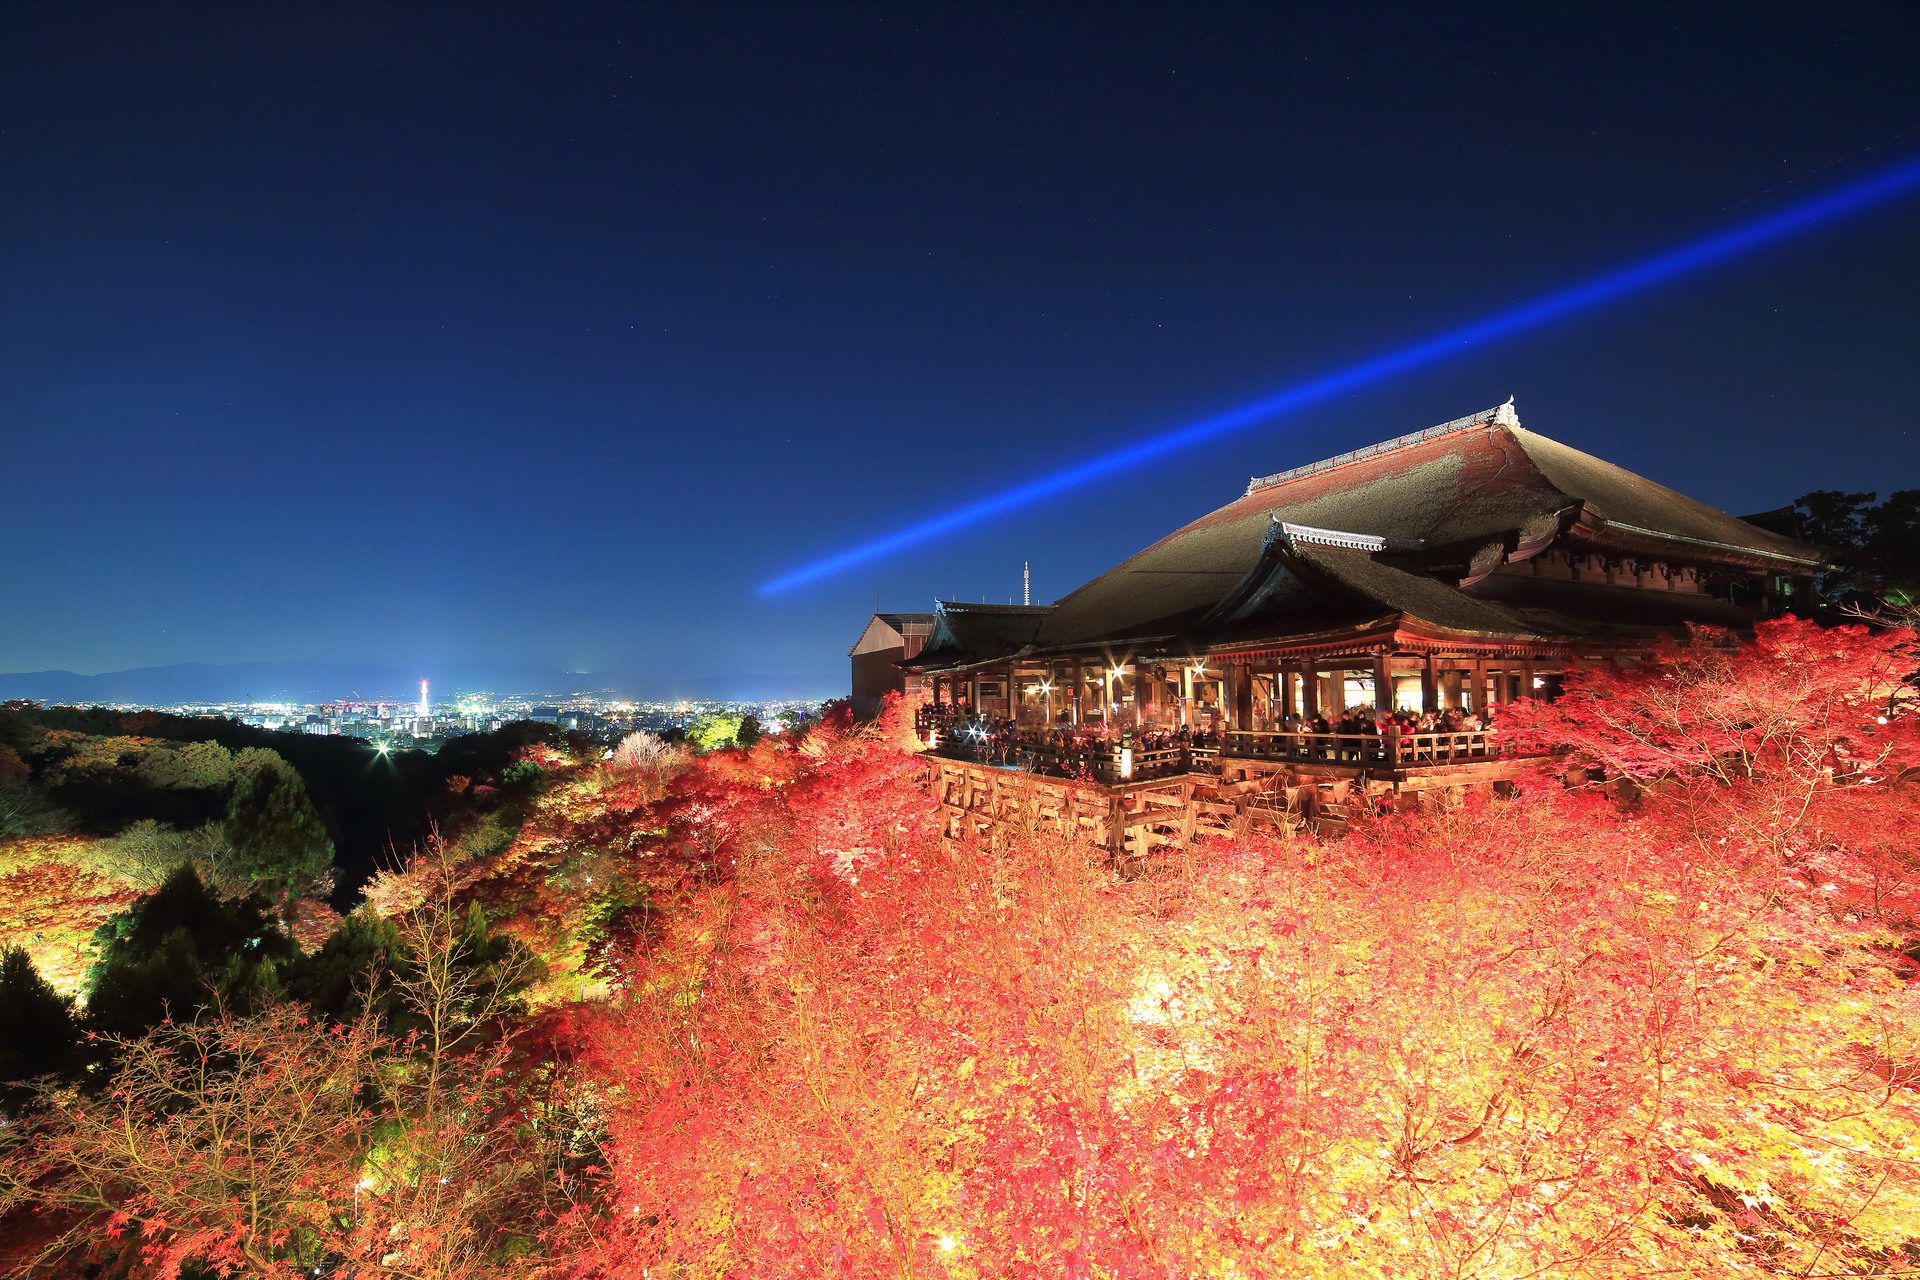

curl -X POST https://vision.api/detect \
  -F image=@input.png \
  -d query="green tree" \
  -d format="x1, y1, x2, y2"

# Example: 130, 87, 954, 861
103, 818, 231, 888
85, 865, 293, 1041
0, 774, 70, 838
132, 738, 235, 791
0, 946, 84, 1115
285, 896, 537, 1037
222, 748, 333, 899
284, 909, 406, 1024
688, 712, 743, 752
1789, 488, 1920, 606
736, 714, 764, 748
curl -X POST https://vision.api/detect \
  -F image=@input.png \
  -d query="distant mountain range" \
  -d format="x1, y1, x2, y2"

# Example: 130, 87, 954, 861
0, 661, 625, 705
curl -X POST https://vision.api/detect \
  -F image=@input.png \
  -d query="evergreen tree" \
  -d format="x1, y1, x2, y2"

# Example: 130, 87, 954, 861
222, 748, 333, 899
85, 865, 293, 1040
1788, 488, 1920, 605
284, 902, 537, 1036
0, 946, 84, 1114
284, 909, 406, 1024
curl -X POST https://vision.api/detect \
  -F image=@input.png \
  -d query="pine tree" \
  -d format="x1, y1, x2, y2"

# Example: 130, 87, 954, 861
0, 946, 83, 1114
222, 749, 333, 900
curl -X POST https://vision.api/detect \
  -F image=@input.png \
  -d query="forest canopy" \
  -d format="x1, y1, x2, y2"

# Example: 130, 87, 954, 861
0, 617, 1917, 1278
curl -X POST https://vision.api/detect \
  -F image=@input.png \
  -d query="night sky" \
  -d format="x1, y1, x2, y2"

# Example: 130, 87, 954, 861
4, 3, 1917, 698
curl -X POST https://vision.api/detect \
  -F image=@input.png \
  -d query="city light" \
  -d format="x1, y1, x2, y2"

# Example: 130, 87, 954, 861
757, 151, 1920, 596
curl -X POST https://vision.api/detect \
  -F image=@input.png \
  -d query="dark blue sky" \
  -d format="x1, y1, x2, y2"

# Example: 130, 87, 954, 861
3, 3, 1917, 698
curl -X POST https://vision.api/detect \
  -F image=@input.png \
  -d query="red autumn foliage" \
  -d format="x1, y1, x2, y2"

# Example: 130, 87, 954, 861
8, 622, 1920, 1279
547, 624, 1920, 1279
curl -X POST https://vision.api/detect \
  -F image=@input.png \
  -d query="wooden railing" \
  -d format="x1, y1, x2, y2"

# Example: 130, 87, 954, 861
921, 717, 1510, 782
1221, 729, 1502, 767
921, 734, 1194, 786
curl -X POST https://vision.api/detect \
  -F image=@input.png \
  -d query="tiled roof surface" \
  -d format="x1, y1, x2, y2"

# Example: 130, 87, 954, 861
906, 602, 1052, 669
1028, 417, 1817, 650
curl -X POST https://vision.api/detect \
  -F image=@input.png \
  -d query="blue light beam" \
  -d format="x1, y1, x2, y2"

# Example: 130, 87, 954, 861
759, 153, 1920, 596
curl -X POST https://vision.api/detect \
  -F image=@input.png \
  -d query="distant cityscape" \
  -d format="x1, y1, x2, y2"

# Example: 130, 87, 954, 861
6, 679, 824, 751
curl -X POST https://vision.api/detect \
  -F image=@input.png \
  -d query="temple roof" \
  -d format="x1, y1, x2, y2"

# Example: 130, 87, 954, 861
1029, 401, 1819, 651
907, 601, 1051, 669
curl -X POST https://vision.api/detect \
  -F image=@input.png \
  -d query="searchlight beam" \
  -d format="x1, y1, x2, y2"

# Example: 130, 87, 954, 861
759, 153, 1920, 597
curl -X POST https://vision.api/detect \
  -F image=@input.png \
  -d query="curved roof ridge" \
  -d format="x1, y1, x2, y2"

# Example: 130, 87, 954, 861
1275, 520, 1388, 552
1245, 398, 1519, 496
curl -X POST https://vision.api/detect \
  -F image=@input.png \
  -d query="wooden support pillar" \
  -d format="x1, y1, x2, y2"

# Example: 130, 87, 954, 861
1520, 659, 1537, 700
1007, 661, 1019, 724
1232, 662, 1252, 731
1372, 653, 1394, 715
1472, 659, 1488, 710
1071, 658, 1083, 726
1420, 653, 1438, 715
1180, 663, 1195, 729
1301, 664, 1319, 720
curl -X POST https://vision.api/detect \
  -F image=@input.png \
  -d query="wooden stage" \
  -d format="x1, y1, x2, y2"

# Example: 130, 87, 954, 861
922, 745, 1529, 870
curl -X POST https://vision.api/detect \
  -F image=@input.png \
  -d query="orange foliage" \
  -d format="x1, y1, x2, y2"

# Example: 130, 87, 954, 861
0, 835, 144, 993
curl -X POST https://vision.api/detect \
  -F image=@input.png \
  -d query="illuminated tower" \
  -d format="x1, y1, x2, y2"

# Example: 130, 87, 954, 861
418, 678, 430, 720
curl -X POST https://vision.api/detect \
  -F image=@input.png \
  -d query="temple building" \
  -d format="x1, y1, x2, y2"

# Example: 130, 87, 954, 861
848, 611, 934, 719
900, 400, 1820, 746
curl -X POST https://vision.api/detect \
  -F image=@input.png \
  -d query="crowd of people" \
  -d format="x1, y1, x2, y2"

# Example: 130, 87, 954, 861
1238, 705, 1494, 762
920, 703, 1499, 773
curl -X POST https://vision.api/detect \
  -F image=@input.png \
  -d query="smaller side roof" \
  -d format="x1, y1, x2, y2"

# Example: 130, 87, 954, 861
848, 611, 935, 658
902, 601, 1052, 671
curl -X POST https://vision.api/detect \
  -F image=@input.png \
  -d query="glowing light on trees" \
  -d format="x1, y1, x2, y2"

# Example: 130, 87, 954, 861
759, 152, 1920, 595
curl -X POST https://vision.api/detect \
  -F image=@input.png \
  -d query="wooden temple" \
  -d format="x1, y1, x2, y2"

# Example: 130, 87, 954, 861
894, 401, 1823, 854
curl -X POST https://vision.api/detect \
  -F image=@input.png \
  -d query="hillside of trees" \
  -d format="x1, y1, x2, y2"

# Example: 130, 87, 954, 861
0, 616, 1916, 1278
